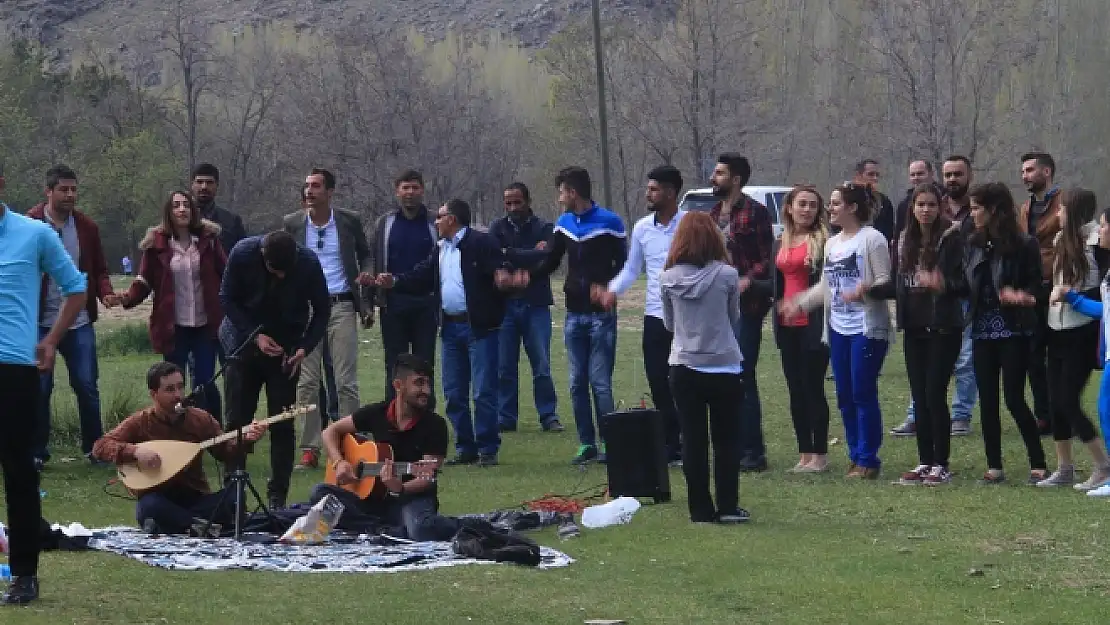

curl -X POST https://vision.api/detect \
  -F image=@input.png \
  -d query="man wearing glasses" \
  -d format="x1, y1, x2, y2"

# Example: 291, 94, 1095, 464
282, 169, 374, 469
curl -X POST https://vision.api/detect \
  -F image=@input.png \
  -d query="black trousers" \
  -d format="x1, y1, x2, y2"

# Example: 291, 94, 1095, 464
643, 316, 681, 460
224, 346, 298, 500
381, 305, 438, 411
0, 364, 42, 576
777, 326, 830, 454
973, 337, 1047, 471
903, 329, 962, 467
669, 365, 744, 522
1047, 323, 1100, 443
1027, 300, 1051, 422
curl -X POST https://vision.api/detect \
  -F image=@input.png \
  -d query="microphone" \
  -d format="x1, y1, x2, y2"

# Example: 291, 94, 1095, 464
174, 388, 202, 415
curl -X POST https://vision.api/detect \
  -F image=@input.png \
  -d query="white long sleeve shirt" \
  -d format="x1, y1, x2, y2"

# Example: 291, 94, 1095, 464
608, 210, 685, 319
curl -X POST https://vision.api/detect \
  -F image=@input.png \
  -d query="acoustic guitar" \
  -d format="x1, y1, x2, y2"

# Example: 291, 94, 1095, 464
116, 404, 313, 492
323, 435, 440, 500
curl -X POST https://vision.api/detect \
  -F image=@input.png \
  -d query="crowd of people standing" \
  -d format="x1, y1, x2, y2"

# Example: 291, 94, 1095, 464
4, 148, 1110, 605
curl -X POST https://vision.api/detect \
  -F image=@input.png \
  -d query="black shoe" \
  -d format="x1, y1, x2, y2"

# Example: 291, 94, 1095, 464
446, 453, 479, 466
739, 456, 769, 473
542, 419, 565, 432
478, 453, 499, 467
499, 423, 517, 433
1, 576, 39, 605
717, 509, 751, 524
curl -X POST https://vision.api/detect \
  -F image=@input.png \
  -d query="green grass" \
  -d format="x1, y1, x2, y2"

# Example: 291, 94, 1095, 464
9, 279, 1110, 624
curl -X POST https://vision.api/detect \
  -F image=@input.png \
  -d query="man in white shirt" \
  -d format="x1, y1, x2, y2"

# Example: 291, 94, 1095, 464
281, 168, 374, 469
597, 166, 686, 465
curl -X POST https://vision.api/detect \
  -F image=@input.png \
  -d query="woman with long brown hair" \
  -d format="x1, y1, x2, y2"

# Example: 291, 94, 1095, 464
1038, 188, 1110, 488
660, 211, 748, 524
963, 182, 1047, 484
783, 183, 893, 479
748, 185, 831, 472
873, 184, 968, 485
121, 192, 227, 418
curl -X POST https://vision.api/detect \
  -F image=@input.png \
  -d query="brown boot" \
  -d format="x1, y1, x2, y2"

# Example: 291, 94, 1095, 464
846, 463, 864, 478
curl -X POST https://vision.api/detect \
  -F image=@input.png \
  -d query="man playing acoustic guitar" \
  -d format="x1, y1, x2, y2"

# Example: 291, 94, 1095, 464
92, 362, 267, 534
311, 353, 460, 540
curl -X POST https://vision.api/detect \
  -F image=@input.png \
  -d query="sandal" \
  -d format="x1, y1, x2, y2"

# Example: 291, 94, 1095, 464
978, 470, 1006, 485
1027, 469, 1050, 485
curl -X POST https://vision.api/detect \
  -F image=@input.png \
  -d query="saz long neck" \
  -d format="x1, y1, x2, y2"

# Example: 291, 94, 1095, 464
198, 405, 314, 450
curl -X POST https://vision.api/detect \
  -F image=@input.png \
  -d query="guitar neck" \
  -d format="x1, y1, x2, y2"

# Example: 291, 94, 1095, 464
356, 461, 421, 478
199, 404, 315, 450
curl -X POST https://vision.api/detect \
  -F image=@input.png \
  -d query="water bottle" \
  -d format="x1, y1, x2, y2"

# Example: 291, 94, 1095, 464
0, 564, 10, 582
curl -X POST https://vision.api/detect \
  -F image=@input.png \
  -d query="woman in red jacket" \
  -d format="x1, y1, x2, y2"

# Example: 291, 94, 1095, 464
122, 192, 227, 419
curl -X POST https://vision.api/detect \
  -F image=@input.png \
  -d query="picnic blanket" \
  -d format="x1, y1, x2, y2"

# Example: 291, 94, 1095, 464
87, 527, 574, 573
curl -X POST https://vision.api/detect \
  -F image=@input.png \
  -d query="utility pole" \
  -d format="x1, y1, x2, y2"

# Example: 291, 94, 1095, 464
591, 0, 614, 209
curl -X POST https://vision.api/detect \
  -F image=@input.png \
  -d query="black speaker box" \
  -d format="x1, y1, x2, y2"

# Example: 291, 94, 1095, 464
599, 408, 671, 504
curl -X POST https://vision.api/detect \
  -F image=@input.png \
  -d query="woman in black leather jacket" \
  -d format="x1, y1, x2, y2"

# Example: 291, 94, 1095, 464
871, 184, 968, 486
963, 182, 1048, 485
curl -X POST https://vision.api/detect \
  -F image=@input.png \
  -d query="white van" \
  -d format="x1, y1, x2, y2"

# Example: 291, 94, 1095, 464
679, 185, 793, 238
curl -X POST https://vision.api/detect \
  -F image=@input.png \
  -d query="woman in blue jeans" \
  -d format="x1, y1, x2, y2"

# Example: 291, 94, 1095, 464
785, 183, 892, 478
121, 192, 227, 419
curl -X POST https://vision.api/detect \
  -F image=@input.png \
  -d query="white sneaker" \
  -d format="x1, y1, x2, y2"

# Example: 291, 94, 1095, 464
1075, 466, 1110, 492
1086, 483, 1110, 497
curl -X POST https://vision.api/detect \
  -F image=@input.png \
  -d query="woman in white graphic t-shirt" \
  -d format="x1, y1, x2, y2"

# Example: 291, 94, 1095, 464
784, 183, 892, 479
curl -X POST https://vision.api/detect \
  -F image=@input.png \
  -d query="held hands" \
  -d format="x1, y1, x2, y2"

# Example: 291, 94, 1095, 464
356, 272, 375, 287
1049, 284, 1071, 305
915, 269, 944, 293
494, 269, 530, 290
378, 459, 403, 494
999, 286, 1036, 307
590, 284, 617, 311
778, 297, 803, 320
841, 282, 871, 304
102, 293, 122, 308
134, 447, 161, 471
738, 276, 752, 293
374, 273, 395, 289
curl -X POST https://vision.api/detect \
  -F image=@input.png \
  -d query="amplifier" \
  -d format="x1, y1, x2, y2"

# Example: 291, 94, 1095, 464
599, 408, 671, 504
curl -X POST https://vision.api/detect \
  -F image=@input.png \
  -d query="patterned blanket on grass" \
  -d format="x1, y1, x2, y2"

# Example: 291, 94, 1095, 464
87, 527, 574, 573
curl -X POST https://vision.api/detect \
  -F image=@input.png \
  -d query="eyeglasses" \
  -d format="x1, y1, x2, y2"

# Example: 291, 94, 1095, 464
316, 228, 326, 249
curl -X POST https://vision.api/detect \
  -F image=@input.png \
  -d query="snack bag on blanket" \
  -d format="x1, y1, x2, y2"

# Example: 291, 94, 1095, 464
279, 494, 345, 544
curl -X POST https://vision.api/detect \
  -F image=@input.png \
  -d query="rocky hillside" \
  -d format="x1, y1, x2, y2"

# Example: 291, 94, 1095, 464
0, 0, 674, 59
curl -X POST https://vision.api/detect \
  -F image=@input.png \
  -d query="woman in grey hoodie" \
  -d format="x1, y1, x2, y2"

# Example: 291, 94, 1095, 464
660, 212, 748, 524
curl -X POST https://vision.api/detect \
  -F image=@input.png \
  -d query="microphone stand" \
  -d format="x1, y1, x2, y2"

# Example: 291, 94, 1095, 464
200, 325, 276, 542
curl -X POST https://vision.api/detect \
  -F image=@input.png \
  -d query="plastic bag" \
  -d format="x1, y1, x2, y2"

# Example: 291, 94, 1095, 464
580, 496, 641, 529
279, 494, 345, 545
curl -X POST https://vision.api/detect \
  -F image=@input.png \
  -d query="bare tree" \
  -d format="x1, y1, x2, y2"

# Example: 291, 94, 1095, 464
153, 0, 218, 171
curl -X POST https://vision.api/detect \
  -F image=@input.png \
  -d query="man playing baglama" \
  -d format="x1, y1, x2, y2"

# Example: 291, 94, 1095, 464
92, 362, 267, 535
309, 354, 461, 541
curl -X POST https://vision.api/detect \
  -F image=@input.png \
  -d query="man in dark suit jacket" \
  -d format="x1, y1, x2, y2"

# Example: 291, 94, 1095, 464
282, 168, 374, 469
374, 199, 527, 467
219, 230, 330, 509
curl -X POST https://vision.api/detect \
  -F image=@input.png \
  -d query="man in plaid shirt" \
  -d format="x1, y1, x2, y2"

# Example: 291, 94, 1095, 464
708, 154, 774, 472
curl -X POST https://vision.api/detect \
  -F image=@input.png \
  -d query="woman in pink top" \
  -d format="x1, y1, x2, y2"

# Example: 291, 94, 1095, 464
748, 186, 831, 472
121, 192, 227, 419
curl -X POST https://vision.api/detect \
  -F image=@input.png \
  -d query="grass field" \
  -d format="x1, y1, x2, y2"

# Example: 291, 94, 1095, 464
7, 277, 1110, 624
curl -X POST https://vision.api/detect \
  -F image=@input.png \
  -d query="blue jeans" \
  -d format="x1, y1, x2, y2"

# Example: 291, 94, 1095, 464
907, 324, 977, 422
829, 330, 889, 469
166, 325, 221, 422
733, 311, 767, 459
441, 322, 500, 456
564, 312, 617, 447
309, 483, 459, 541
35, 324, 103, 459
136, 487, 234, 535
497, 300, 558, 428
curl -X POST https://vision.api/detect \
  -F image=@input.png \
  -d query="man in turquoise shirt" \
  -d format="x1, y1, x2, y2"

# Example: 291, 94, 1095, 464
0, 176, 87, 606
